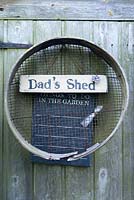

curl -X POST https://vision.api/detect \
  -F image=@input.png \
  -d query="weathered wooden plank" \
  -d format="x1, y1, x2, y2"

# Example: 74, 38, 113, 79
19, 75, 108, 93
33, 21, 65, 200
63, 21, 94, 41
3, 20, 33, 200
0, 18, 133, 200
62, 21, 94, 200
34, 165, 65, 200
0, 20, 4, 200
34, 21, 61, 43
92, 22, 123, 200
121, 22, 134, 200
0, 1, 134, 20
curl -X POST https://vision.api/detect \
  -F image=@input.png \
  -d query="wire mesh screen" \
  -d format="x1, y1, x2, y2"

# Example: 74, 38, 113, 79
32, 93, 94, 153
6, 38, 126, 163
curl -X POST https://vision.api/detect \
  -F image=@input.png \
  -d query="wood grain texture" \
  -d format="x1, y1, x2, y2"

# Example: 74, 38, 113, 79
0, 0, 134, 20
3, 20, 33, 200
33, 21, 61, 43
64, 21, 124, 200
0, 20, 4, 200
62, 21, 94, 200
92, 21, 123, 200
33, 21, 65, 200
0, 19, 133, 200
121, 22, 134, 200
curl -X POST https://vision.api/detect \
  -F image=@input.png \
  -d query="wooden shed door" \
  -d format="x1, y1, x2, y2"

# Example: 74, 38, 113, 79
1, 19, 132, 200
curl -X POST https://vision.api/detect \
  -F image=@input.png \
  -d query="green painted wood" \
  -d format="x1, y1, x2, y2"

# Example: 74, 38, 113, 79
62, 21, 94, 200
33, 21, 65, 200
0, 20, 4, 200
92, 22, 123, 200
1, 1, 134, 20
3, 20, 33, 200
121, 22, 134, 200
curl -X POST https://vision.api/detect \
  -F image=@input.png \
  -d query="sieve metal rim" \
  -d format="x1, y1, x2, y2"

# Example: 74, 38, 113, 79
5, 37, 129, 160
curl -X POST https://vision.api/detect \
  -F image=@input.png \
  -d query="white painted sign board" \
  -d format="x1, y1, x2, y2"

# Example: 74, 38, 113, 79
19, 75, 108, 93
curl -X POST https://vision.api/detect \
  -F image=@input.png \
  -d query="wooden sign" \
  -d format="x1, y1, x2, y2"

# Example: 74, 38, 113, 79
20, 75, 108, 93
32, 93, 94, 167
